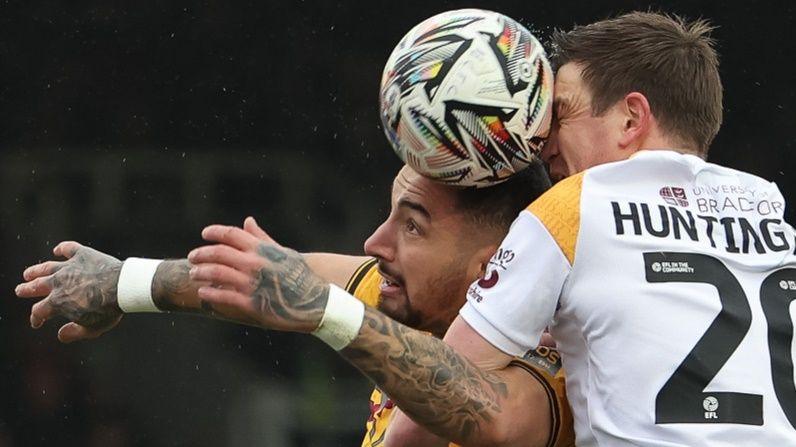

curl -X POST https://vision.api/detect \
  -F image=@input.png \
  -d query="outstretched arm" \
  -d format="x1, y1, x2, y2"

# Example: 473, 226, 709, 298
188, 225, 553, 447
149, 252, 370, 313
15, 216, 368, 342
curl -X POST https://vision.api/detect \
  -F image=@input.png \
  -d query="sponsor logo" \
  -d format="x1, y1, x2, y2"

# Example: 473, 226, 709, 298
472, 248, 516, 297
477, 270, 499, 289
488, 248, 515, 270
467, 285, 486, 303
652, 261, 694, 274
660, 186, 689, 207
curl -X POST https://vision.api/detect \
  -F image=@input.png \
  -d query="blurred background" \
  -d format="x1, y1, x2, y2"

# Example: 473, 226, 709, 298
0, 1, 793, 445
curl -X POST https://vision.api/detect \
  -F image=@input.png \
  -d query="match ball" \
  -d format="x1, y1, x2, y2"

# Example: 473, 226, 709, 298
379, 9, 553, 187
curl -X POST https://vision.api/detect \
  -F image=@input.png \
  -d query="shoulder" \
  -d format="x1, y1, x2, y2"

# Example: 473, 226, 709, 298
346, 258, 381, 308
526, 172, 585, 265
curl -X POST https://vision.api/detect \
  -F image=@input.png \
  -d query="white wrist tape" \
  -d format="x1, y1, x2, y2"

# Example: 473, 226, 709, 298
117, 258, 164, 313
312, 284, 365, 350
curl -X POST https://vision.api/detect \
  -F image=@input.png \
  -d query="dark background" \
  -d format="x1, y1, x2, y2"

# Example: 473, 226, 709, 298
0, 1, 793, 446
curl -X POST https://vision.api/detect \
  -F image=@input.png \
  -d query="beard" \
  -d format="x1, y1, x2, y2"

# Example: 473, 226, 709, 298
378, 261, 469, 338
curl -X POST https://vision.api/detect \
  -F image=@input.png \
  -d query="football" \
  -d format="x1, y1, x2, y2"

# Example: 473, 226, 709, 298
379, 9, 553, 187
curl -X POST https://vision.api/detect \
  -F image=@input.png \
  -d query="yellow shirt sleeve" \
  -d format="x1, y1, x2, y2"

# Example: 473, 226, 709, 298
509, 347, 576, 447
346, 258, 381, 308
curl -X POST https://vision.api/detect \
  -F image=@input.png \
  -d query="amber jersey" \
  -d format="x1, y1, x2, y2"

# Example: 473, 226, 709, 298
346, 259, 575, 447
461, 151, 796, 445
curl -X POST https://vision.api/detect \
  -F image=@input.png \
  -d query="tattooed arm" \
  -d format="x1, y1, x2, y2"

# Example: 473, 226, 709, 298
189, 225, 553, 447
344, 310, 551, 447
150, 215, 369, 312
15, 241, 213, 342
16, 219, 367, 342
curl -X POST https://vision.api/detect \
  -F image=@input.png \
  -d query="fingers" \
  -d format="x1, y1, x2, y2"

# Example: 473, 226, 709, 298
53, 241, 84, 259
201, 225, 262, 251
190, 263, 256, 292
23, 261, 64, 281
197, 286, 252, 310
57, 322, 102, 343
188, 244, 264, 273
15, 275, 54, 298
243, 216, 271, 241
30, 298, 55, 329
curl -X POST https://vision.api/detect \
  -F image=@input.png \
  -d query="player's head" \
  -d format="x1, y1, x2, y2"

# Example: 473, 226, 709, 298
541, 11, 722, 181
364, 161, 550, 336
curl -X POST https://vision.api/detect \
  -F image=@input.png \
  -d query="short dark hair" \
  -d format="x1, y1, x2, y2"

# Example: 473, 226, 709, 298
550, 11, 723, 156
453, 159, 551, 234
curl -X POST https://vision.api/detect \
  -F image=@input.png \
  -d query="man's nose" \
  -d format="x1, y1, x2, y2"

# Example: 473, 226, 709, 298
540, 126, 559, 163
363, 221, 395, 262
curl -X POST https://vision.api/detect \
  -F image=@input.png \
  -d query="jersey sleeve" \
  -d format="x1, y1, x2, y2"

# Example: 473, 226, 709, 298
459, 173, 584, 355
345, 258, 381, 308
509, 347, 575, 447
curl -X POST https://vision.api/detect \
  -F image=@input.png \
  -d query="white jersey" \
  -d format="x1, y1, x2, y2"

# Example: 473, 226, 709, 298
460, 150, 796, 446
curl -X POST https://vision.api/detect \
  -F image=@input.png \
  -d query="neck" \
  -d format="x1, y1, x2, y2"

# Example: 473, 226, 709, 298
633, 129, 702, 159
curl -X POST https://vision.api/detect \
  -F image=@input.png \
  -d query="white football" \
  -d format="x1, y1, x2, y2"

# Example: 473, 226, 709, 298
380, 9, 553, 187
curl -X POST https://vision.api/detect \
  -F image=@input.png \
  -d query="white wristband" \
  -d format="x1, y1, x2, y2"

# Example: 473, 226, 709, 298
117, 258, 164, 313
312, 284, 365, 350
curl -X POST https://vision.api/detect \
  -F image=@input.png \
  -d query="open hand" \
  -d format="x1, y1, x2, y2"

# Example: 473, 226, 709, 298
15, 241, 124, 343
188, 223, 329, 334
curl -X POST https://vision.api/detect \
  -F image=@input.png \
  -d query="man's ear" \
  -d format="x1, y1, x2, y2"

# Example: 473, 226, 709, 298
618, 92, 652, 149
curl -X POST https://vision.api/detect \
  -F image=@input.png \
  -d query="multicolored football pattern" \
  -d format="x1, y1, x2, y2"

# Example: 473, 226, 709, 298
380, 9, 553, 187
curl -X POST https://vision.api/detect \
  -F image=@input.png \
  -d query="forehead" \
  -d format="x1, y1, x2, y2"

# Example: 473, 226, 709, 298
392, 166, 459, 212
554, 63, 592, 108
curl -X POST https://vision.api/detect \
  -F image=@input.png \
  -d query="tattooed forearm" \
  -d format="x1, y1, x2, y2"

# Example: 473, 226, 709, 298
151, 259, 263, 326
341, 307, 508, 444
151, 260, 196, 311
249, 245, 329, 333
247, 245, 508, 440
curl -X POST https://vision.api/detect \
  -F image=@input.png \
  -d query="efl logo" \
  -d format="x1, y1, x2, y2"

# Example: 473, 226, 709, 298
703, 396, 719, 420
660, 186, 689, 207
